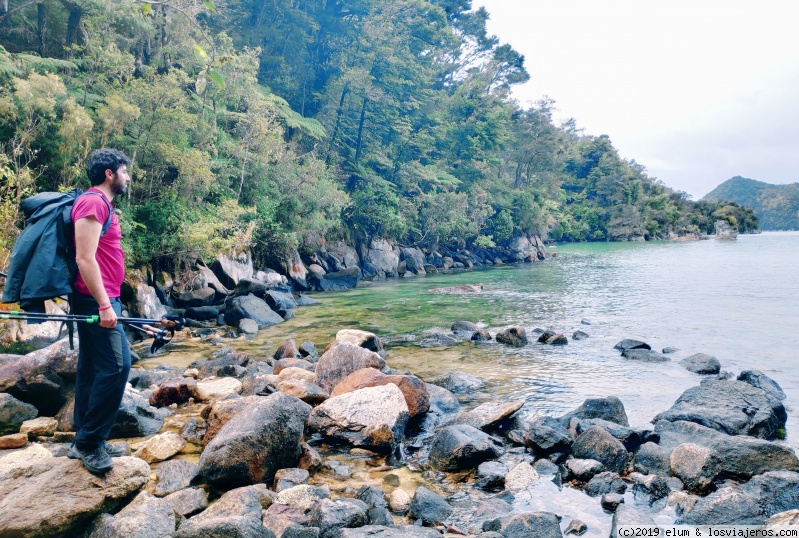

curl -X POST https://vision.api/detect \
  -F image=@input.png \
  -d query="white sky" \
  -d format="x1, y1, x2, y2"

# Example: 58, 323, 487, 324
472, 0, 799, 199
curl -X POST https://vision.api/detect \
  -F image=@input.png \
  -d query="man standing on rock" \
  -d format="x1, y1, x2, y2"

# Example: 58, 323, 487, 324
67, 148, 132, 474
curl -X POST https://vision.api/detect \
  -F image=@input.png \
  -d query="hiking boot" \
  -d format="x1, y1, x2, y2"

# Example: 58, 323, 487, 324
68, 441, 126, 459
69, 444, 114, 475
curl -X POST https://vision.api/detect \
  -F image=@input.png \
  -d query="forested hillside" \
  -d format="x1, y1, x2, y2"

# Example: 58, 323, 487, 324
0, 0, 759, 273
704, 177, 799, 231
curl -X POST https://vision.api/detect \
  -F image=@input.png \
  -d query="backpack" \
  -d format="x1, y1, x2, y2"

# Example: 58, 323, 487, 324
1, 188, 113, 314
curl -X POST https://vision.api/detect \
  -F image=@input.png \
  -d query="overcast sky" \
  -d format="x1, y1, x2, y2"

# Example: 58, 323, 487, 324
472, 0, 799, 199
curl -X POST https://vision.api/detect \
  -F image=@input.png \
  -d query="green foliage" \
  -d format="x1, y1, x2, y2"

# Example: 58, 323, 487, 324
704, 176, 796, 230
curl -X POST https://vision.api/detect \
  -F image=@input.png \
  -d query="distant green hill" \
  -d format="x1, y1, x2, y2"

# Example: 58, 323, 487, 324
704, 177, 799, 230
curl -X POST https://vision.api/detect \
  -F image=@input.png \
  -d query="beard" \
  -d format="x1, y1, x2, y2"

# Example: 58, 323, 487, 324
111, 173, 128, 196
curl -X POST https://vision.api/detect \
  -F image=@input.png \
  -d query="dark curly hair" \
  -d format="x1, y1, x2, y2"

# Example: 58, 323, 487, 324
85, 148, 131, 186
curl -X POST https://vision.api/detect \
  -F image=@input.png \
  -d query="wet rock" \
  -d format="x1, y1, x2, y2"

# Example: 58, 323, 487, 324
451, 321, 479, 335
127, 365, 180, 390
210, 252, 253, 289
585, 472, 627, 497
477, 461, 508, 490
679, 353, 721, 374
425, 383, 460, 414
667, 491, 698, 517
389, 489, 411, 514
307, 384, 409, 452
0, 393, 39, 435
458, 399, 524, 431
19, 416, 57, 438
356, 485, 388, 509
662, 347, 679, 354
0, 456, 149, 537
276, 484, 331, 513
428, 283, 483, 294
416, 331, 460, 347
174, 485, 274, 538
0, 432, 28, 449
613, 339, 651, 352
274, 339, 300, 360
274, 358, 316, 375
572, 426, 629, 473
409, 486, 452, 525
264, 290, 299, 317
669, 442, 720, 493
155, 459, 200, 496
310, 498, 368, 538
738, 370, 787, 401
400, 247, 426, 275
630, 472, 670, 505
524, 415, 573, 456
311, 267, 362, 292
193, 376, 243, 402
601, 493, 624, 512
429, 424, 505, 471
86, 491, 176, 537
621, 348, 669, 362
185, 305, 221, 321
299, 341, 319, 361
238, 318, 259, 335
634, 442, 671, 476
135, 431, 186, 463
331, 368, 430, 417
482, 512, 562, 538
572, 330, 589, 341
653, 378, 786, 438
565, 518, 588, 535
560, 396, 629, 427
505, 462, 540, 491
314, 343, 386, 393
164, 487, 208, 517
149, 377, 197, 407
430, 371, 485, 394
340, 526, 440, 537
299, 442, 323, 474
110, 388, 164, 438
274, 468, 310, 492
543, 332, 568, 345
471, 329, 492, 342
676, 484, 762, 524
176, 286, 216, 308
496, 326, 528, 347
200, 393, 311, 489
224, 294, 284, 328
565, 459, 604, 482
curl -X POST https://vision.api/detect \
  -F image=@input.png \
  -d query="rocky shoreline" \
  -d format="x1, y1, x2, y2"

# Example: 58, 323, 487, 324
2, 318, 799, 537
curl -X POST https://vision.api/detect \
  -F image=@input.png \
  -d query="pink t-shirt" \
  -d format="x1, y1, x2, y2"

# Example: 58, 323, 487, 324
70, 188, 125, 298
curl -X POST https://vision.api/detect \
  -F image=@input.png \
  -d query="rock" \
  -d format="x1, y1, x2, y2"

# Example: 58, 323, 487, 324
19, 416, 57, 438
274, 339, 300, 360
86, 491, 176, 537
256, 270, 289, 289
675, 484, 761, 524
193, 376, 243, 402
429, 424, 505, 471
544, 333, 568, 345
184, 305, 220, 321
572, 426, 629, 474
399, 247, 426, 275
274, 358, 316, 375
585, 472, 627, 497
363, 239, 400, 279
482, 512, 562, 538
416, 331, 459, 347
224, 294, 284, 328
459, 399, 524, 431
0, 393, 39, 435
428, 283, 484, 294
609, 505, 655, 536
572, 330, 589, 340
565, 459, 604, 482
613, 339, 651, 352
203, 395, 261, 445
0, 432, 28, 449
621, 348, 670, 362
662, 346, 679, 354
174, 485, 274, 538
314, 343, 386, 392
110, 388, 164, 438
766, 510, 799, 527
738, 370, 787, 401
279, 367, 317, 384
669, 442, 720, 493
409, 486, 452, 525
155, 459, 201, 496
176, 286, 216, 308
451, 321, 479, 335
299, 341, 319, 361
630, 472, 670, 505
714, 219, 738, 239
0, 443, 51, 465
331, 368, 430, 417
278, 379, 330, 405
679, 353, 721, 374
134, 431, 186, 463
310, 498, 368, 538
565, 519, 587, 535
560, 396, 630, 427
524, 415, 573, 456
299, 442, 323, 474
263, 290, 299, 317
356, 485, 388, 509
333, 329, 384, 354
238, 318, 259, 334
276, 484, 330, 512
471, 329, 492, 342
311, 266, 362, 291
653, 378, 786, 438
476, 461, 508, 490
425, 383, 460, 414
601, 493, 624, 512
634, 442, 671, 476
274, 468, 310, 492
210, 252, 253, 289
340, 526, 440, 537
127, 365, 180, 390
0, 338, 76, 415
164, 487, 208, 517
430, 371, 485, 394
366, 507, 393, 527
389, 488, 411, 514
505, 462, 540, 491
132, 282, 168, 323
0, 456, 149, 537
200, 393, 312, 489
308, 385, 409, 452
667, 491, 698, 517
496, 326, 528, 347
149, 377, 197, 407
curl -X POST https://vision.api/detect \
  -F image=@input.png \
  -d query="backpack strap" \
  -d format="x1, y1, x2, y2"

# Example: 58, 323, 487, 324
79, 191, 114, 236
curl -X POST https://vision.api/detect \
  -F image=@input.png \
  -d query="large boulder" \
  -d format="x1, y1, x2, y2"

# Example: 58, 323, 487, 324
738, 370, 787, 401
174, 485, 274, 538
363, 238, 400, 279
458, 399, 525, 431
622, 349, 669, 362
110, 387, 164, 438
613, 339, 651, 352
508, 236, 546, 262
154, 459, 201, 497
653, 378, 786, 438
0, 392, 38, 435
571, 426, 629, 474
308, 384, 409, 452
0, 456, 150, 537
132, 282, 167, 322
263, 290, 298, 318
524, 415, 573, 456
314, 343, 386, 392
149, 377, 197, 407
210, 252, 254, 290
310, 498, 368, 538
483, 512, 562, 538
333, 329, 384, 354
560, 396, 630, 427
679, 353, 721, 374
310, 267, 362, 291
224, 294, 284, 329
200, 393, 312, 489
400, 247, 426, 275
0, 338, 76, 415
340, 527, 441, 537
330, 368, 430, 417
429, 424, 505, 471
409, 487, 452, 525
430, 371, 485, 394
86, 491, 176, 538
203, 395, 262, 445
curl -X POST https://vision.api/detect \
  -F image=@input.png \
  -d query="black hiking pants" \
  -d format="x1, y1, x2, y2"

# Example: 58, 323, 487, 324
72, 293, 131, 450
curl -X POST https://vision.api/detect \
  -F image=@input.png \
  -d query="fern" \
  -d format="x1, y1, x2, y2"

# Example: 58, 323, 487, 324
0, 46, 22, 79
263, 92, 327, 140
16, 54, 79, 73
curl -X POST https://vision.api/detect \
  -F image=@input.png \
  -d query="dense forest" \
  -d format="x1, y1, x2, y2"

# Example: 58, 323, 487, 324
704, 177, 798, 231
0, 0, 759, 273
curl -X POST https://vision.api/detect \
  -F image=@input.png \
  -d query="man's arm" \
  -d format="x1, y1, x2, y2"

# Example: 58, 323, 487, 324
74, 216, 117, 328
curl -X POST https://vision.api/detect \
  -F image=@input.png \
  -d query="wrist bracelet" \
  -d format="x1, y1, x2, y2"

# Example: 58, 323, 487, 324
98, 304, 113, 312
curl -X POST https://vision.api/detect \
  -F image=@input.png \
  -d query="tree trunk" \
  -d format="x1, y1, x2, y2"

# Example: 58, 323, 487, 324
64, 2, 82, 54
354, 97, 368, 162
36, 3, 46, 57
326, 84, 349, 162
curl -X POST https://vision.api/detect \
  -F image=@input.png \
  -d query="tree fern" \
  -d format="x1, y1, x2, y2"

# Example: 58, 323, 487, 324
16, 54, 79, 73
264, 92, 327, 140
0, 46, 22, 79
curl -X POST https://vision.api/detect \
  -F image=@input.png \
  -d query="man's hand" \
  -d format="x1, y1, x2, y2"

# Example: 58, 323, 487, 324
99, 306, 117, 328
